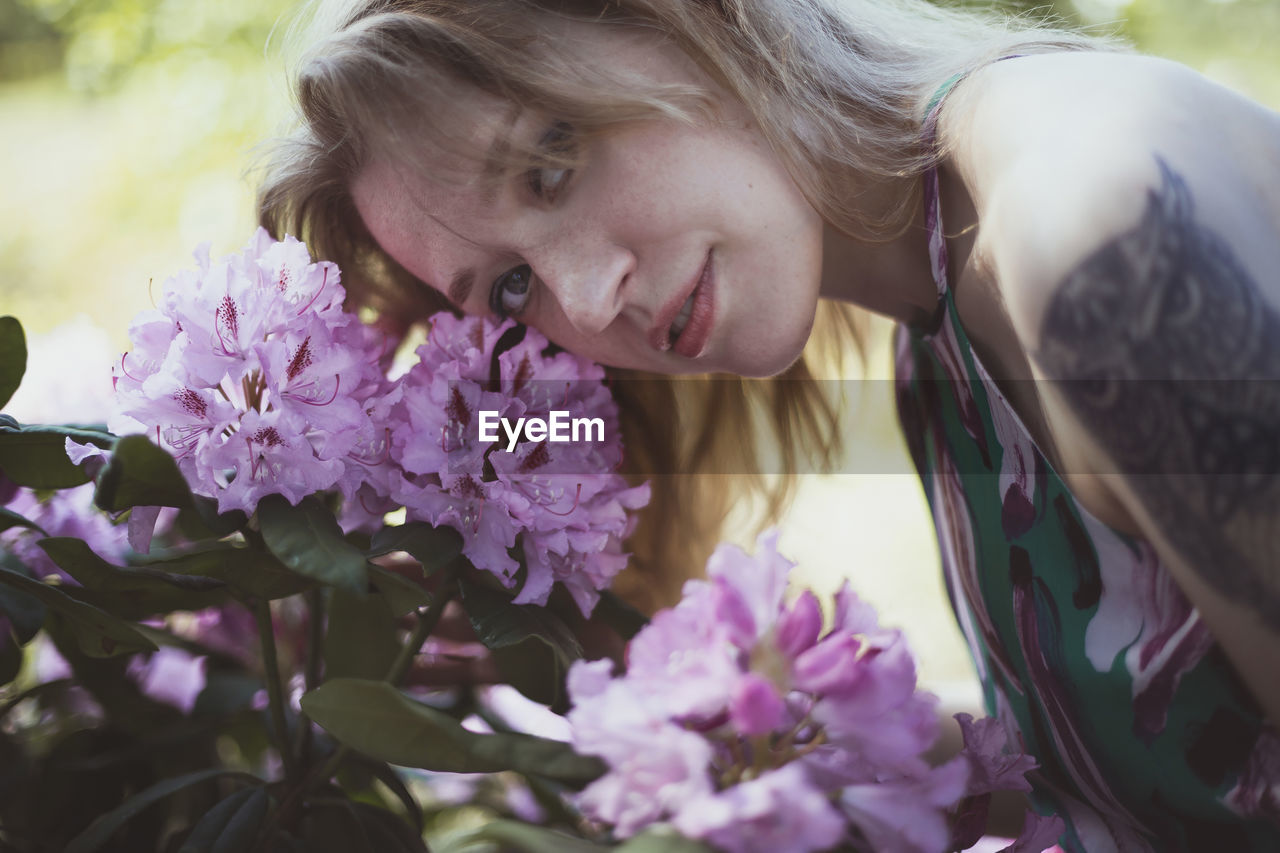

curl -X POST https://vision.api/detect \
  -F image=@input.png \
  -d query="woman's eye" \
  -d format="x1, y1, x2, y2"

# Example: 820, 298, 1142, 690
528, 166, 571, 202
527, 121, 576, 203
489, 265, 533, 318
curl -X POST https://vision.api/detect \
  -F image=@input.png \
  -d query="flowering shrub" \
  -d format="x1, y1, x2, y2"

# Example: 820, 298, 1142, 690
0, 232, 1058, 853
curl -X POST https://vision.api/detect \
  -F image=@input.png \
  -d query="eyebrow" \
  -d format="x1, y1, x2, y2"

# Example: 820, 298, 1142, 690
443, 105, 523, 309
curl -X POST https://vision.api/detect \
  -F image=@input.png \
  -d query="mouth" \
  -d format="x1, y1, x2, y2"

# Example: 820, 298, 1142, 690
650, 251, 716, 359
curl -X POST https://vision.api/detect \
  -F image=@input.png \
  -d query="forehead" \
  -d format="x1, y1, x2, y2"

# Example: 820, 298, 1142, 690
348, 82, 525, 290
348, 23, 720, 304
351, 153, 497, 308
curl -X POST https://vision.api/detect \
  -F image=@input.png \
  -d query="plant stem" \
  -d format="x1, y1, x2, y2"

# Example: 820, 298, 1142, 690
292, 587, 326, 769
254, 597, 298, 785
386, 570, 457, 685
314, 565, 461, 785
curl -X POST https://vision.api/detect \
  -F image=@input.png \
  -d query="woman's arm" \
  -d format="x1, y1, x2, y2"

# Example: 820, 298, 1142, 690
964, 55, 1280, 723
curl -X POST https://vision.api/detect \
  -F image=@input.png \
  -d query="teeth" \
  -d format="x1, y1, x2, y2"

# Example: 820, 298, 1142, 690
669, 291, 696, 345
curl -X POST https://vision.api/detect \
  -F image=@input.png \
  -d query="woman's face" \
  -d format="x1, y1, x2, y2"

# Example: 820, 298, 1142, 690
350, 27, 826, 377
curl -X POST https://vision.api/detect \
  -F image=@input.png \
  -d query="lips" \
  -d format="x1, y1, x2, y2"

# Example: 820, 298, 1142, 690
649, 251, 716, 359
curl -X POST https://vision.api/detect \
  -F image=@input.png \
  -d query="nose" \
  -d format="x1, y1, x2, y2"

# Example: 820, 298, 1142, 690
528, 235, 635, 338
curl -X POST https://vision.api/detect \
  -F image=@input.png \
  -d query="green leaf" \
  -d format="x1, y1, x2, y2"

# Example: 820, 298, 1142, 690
0, 316, 26, 410
0, 566, 155, 658
0, 554, 46, 643
323, 588, 400, 681
94, 434, 194, 511
136, 543, 314, 601
615, 828, 713, 853
459, 580, 583, 708
259, 495, 368, 594
593, 590, 649, 641
175, 496, 248, 541
0, 421, 114, 489
368, 566, 432, 617
453, 820, 606, 853
301, 678, 604, 785
0, 631, 21, 687
0, 677, 73, 722
37, 537, 227, 619
349, 802, 428, 853
346, 757, 423, 835
368, 522, 463, 575
458, 581, 583, 660
176, 786, 258, 853
0, 506, 46, 537
210, 786, 269, 853
192, 669, 262, 716
64, 768, 260, 853
299, 799, 374, 853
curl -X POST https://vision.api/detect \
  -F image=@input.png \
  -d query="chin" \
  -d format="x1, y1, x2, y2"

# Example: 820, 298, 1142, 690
729, 334, 811, 378
731, 311, 815, 378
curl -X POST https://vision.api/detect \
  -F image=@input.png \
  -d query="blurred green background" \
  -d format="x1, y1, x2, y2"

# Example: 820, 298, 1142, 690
1, 0, 1278, 696
2, 0, 1278, 343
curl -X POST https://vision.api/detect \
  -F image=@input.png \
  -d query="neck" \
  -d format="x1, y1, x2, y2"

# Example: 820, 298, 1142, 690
819, 166, 979, 326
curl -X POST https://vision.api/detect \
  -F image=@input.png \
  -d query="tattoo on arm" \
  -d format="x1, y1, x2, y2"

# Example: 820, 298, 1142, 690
1035, 156, 1280, 628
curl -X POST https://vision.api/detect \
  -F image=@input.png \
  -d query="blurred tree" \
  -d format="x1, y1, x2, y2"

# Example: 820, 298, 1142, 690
4, 0, 294, 92
1122, 0, 1280, 106
0, 0, 62, 80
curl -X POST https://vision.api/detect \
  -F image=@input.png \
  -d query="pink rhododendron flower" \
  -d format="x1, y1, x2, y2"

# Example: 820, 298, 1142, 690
568, 661, 715, 837
674, 764, 846, 853
954, 712, 1037, 796
839, 756, 970, 853
126, 646, 208, 714
110, 229, 386, 516
388, 314, 648, 613
568, 530, 1046, 852
1, 483, 126, 583
109, 231, 645, 612
1000, 812, 1067, 853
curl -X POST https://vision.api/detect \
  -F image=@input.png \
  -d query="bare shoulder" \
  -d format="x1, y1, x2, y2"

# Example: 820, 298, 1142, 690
945, 50, 1280, 339
945, 51, 1280, 722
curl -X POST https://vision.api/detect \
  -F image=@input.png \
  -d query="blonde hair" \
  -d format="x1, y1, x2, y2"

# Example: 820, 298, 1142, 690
258, 0, 1110, 610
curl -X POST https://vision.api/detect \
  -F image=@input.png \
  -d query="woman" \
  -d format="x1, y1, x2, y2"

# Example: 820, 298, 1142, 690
258, 0, 1280, 849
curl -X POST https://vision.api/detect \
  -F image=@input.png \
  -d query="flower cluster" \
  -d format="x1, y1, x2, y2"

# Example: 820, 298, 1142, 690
110, 232, 647, 615
382, 313, 649, 615
110, 229, 390, 516
567, 531, 1051, 853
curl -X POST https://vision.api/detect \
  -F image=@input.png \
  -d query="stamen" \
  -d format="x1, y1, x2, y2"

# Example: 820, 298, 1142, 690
286, 374, 340, 406
349, 428, 391, 466
296, 267, 327, 316
246, 436, 260, 479
119, 353, 142, 382
542, 483, 583, 517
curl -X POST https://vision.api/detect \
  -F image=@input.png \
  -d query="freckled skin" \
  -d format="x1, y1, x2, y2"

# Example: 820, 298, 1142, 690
350, 30, 826, 379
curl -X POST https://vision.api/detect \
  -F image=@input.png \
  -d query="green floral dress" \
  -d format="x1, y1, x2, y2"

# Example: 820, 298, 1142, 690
892, 71, 1280, 852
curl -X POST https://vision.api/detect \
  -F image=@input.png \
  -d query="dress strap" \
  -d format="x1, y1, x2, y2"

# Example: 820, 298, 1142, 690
919, 55, 1026, 318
